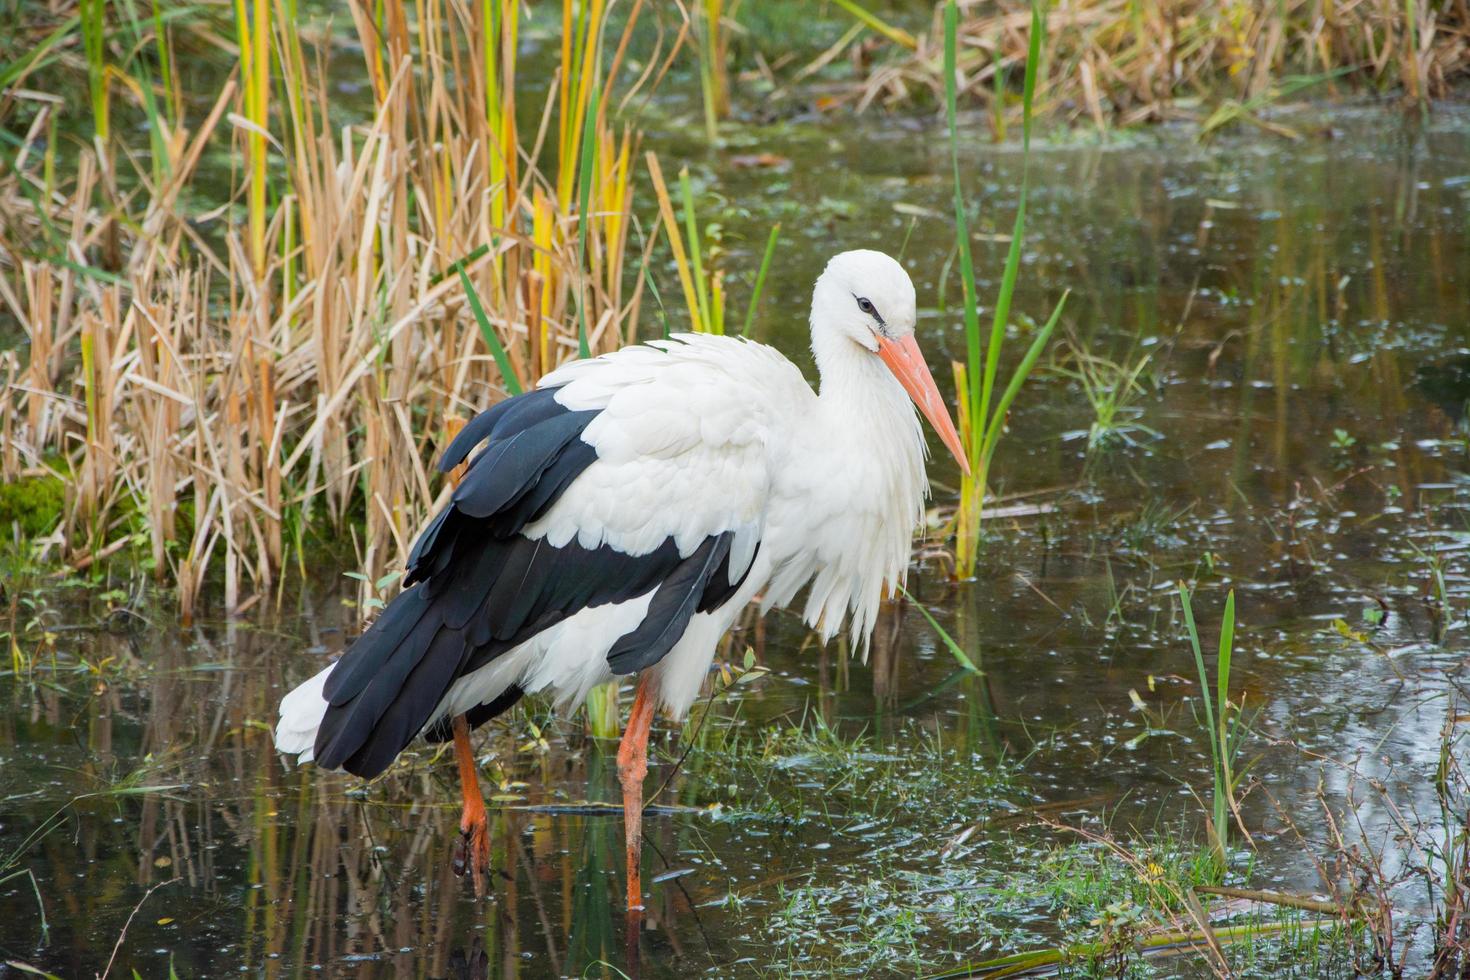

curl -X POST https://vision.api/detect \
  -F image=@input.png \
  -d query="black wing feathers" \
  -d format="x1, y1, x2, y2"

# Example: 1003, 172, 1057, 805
451, 410, 597, 519
310, 383, 758, 779
607, 533, 734, 674
315, 389, 604, 777
320, 586, 433, 704
437, 385, 574, 473
699, 540, 759, 614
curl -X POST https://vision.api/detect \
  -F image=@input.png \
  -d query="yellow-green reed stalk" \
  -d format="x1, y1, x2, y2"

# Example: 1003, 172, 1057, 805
234, 0, 270, 281
532, 188, 555, 364
829, 0, 918, 50
80, 0, 109, 147
679, 168, 720, 334
1179, 584, 1245, 870
597, 125, 631, 270
586, 682, 620, 739
695, 0, 730, 143
558, 0, 605, 207
275, 0, 304, 279
116, 0, 174, 188
739, 222, 780, 336
945, 0, 1066, 579
483, 0, 520, 241
80, 329, 98, 465
646, 154, 705, 333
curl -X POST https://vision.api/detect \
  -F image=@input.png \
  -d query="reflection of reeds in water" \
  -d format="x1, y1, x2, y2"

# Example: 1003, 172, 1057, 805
0, 1, 671, 622
2, 598, 734, 975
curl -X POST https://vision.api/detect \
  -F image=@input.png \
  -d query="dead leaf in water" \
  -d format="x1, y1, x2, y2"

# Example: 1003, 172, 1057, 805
728, 153, 790, 170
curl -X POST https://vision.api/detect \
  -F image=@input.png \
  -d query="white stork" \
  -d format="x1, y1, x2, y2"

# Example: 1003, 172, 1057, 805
275, 249, 968, 908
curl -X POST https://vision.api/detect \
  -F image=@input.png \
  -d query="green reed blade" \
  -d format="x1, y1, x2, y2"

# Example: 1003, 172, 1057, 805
0, 15, 78, 92
981, 290, 1067, 462
458, 266, 523, 396
679, 168, 713, 334
899, 585, 981, 674
1178, 583, 1218, 759
1217, 590, 1234, 723
978, 0, 1043, 442
740, 222, 780, 336
943, 0, 980, 461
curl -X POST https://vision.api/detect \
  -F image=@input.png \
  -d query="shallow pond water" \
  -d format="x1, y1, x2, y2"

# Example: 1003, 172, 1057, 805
3, 105, 1470, 978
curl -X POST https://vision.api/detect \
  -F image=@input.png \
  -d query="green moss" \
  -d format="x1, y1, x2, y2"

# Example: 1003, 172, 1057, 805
0, 475, 66, 537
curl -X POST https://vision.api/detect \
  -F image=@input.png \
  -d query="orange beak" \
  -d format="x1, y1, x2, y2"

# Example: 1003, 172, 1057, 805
876, 334, 971, 476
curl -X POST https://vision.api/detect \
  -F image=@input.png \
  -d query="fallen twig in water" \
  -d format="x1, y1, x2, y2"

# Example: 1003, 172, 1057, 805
100, 876, 180, 980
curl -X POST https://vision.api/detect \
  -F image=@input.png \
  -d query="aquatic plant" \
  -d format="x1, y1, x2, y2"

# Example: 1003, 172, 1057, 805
694, 0, 732, 144
646, 157, 780, 337
945, 0, 1067, 579
1178, 583, 1248, 869
1058, 345, 1159, 452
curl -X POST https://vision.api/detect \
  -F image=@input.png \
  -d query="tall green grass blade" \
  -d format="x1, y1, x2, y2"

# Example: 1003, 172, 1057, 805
899, 585, 980, 674
118, 0, 169, 185
981, 290, 1067, 459
1178, 583, 1219, 761
943, 1, 981, 460
1180, 581, 1239, 861
829, 0, 917, 49
1217, 590, 1234, 717
977, 1, 1043, 441
740, 222, 780, 336
80, 0, 108, 142
151, 0, 173, 97
457, 266, 523, 396
1216, 589, 1237, 847
0, 15, 79, 92
431, 244, 490, 285
678, 169, 713, 334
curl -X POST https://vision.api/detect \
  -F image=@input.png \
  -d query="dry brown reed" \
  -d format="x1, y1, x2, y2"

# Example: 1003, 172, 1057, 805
840, 0, 1470, 127
0, 1, 675, 621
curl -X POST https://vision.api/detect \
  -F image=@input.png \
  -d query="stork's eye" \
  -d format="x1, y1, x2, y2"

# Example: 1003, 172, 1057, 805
856, 296, 878, 317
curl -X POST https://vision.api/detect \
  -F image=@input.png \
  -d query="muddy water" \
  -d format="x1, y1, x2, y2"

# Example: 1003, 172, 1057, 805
3, 108, 1469, 978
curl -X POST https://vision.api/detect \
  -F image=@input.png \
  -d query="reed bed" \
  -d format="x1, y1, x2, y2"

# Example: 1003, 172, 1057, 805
0, 0, 674, 621
838, 0, 1470, 126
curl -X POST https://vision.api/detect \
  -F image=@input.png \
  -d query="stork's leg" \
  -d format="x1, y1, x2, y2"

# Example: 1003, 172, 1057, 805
617, 674, 657, 913
450, 714, 490, 897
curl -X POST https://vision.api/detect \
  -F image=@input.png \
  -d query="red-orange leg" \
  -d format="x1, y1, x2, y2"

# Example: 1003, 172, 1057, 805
451, 714, 491, 897
618, 674, 657, 913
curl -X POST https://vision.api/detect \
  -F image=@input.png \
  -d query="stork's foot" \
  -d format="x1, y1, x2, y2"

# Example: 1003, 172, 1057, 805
451, 713, 491, 898
453, 803, 491, 897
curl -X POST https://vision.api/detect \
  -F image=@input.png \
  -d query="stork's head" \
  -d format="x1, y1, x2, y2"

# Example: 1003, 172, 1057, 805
811, 250, 970, 475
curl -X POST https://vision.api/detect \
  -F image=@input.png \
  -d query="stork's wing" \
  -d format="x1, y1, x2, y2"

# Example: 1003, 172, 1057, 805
311, 334, 810, 777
